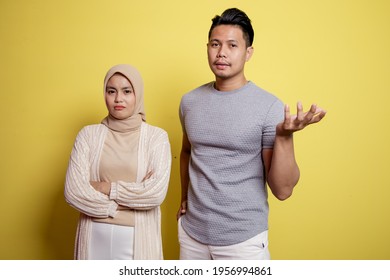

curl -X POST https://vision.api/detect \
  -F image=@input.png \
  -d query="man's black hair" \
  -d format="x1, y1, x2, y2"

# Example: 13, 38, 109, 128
208, 8, 254, 47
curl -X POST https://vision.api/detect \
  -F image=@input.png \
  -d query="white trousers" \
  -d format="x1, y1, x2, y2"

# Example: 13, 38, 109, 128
88, 221, 134, 260
178, 217, 271, 260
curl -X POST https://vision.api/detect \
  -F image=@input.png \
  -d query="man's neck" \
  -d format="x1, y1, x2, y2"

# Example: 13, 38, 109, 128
214, 76, 248, 92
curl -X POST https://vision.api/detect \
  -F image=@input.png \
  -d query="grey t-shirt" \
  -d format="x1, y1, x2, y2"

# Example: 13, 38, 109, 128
179, 81, 284, 246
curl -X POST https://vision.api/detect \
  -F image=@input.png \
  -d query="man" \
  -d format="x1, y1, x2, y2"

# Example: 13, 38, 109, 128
177, 8, 326, 260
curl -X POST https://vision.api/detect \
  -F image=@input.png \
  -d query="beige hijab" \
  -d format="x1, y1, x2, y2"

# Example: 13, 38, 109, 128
101, 64, 146, 130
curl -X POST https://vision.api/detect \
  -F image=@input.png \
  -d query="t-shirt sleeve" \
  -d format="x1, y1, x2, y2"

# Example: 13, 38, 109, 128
262, 99, 285, 149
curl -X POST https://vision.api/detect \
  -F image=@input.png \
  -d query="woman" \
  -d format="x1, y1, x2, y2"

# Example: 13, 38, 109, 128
64, 64, 171, 260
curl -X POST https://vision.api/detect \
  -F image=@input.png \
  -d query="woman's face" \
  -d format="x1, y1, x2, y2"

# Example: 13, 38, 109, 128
105, 73, 136, 120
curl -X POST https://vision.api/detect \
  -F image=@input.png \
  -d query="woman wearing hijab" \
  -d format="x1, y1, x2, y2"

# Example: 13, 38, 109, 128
64, 64, 171, 260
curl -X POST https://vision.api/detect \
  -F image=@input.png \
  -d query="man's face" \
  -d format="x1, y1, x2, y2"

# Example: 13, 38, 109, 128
207, 24, 253, 82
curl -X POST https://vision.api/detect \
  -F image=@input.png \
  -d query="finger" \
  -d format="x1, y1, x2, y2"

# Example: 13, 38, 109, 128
310, 109, 327, 123
284, 104, 291, 123
182, 201, 187, 211
177, 202, 187, 220
296, 101, 304, 122
304, 104, 317, 123
179, 207, 186, 219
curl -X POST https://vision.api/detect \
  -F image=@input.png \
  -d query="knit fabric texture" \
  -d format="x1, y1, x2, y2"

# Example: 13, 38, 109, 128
179, 81, 284, 246
64, 122, 171, 259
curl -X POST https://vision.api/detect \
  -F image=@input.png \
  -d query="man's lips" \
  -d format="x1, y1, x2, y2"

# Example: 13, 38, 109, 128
214, 61, 230, 69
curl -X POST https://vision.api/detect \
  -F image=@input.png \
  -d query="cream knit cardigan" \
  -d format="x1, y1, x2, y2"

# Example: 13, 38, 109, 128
64, 122, 171, 259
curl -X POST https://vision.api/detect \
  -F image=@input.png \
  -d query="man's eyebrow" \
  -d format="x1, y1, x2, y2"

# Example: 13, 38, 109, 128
209, 38, 238, 43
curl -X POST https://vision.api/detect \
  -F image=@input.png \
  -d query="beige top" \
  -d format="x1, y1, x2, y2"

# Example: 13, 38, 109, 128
91, 128, 140, 226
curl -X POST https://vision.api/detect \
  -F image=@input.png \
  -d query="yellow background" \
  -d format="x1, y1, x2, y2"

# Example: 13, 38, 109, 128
0, 0, 389, 260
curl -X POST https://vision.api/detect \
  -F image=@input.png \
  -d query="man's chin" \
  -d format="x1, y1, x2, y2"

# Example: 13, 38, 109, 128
212, 71, 231, 80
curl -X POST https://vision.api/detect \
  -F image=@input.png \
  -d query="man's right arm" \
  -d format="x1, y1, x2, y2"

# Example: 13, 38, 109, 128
177, 131, 191, 219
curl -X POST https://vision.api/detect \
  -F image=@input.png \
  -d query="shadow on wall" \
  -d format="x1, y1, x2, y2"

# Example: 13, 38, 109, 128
44, 182, 79, 260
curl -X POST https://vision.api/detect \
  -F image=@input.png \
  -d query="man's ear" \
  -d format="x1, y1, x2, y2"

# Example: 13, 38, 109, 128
246, 46, 254, 62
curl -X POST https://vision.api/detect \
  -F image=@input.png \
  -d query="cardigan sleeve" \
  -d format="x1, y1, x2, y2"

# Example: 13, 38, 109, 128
109, 129, 171, 210
64, 127, 118, 218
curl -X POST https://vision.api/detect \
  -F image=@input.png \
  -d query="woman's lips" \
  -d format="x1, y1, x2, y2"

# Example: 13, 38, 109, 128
114, 106, 125, 110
